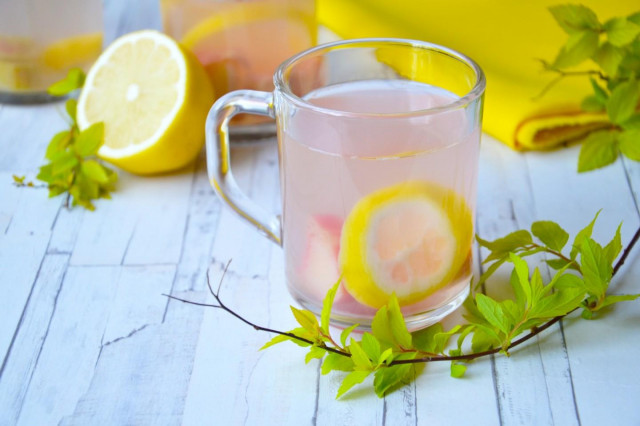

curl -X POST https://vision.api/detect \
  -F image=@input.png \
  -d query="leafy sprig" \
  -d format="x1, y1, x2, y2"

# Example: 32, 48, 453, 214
28, 69, 117, 210
542, 4, 640, 172
169, 212, 640, 399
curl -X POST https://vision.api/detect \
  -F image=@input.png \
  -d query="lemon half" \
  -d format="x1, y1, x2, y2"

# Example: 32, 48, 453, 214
339, 181, 473, 308
77, 30, 214, 175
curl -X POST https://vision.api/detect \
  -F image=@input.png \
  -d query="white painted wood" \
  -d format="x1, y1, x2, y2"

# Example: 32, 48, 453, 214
526, 146, 640, 426
0, 254, 68, 425
58, 266, 200, 425
476, 137, 579, 426
16, 266, 120, 426
0, 1, 639, 424
0, 230, 50, 371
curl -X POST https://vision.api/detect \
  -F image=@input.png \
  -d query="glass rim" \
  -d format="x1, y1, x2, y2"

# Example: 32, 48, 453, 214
273, 38, 486, 119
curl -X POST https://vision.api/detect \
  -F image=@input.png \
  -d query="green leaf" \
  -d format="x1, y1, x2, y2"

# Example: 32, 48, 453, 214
360, 333, 381, 363
378, 348, 394, 365
373, 359, 414, 397
629, 12, 640, 26
477, 230, 533, 252
47, 68, 86, 96
581, 95, 605, 112
603, 223, 623, 264
475, 294, 510, 334
259, 334, 292, 350
432, 325, 462, 353
546, 258, 576, 271
577, 130, 619, 173
45, 130, 72, 160
604, 17, 640, 47
549, 4, 600, 34
607, 78, 639, 125
590, 78, 609, 102
471, 326, 500, 353
336, 370, 371, 399
531, 220, 570, 252
371, 305, 395, 349
593, 43, 625, 76
290, 306, 319, 334
450, 363, 467, 378
571, 210, 600, 259
74, 122, 104, 157
340, 324, 359, 348
477, 256, 508, 287
321, 277, 341, 333
553, 273, 586, 291
387, 294, 412, 349
529, 268, 547, 304
580, 238, 613, 298
619, 129, 640, 161
599, 293, 640, 309
530, 286, 585, 318
81, 160, 109, 183
412, 323, 443, 353
321, 353, 354, 375
349, 339, 373, 370
552, 31, 599, 68
51, 152, 79, 176
305, 346, 326, 364
509, 253, 531, 307
65, 99, 77, 123
622, 114, 640, 130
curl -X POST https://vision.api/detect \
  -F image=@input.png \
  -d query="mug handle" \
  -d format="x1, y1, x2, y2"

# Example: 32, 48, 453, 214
205, 90, 282, 245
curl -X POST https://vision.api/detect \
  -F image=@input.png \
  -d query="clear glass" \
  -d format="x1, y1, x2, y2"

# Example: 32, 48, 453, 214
0, 0, 103, 103
206, 39, 485, 330
162, 0, 316, 131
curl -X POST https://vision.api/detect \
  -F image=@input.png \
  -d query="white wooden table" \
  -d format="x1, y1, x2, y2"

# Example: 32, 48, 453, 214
1, 2, 640, 425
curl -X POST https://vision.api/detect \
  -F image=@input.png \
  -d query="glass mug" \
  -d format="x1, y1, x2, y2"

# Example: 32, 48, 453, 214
161, 0, 316, 132
206, 39, 485, 330
0, 0, 103, 103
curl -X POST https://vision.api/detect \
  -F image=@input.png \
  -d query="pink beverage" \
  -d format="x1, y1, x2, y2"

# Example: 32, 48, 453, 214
281, 80, 479, 326
206, 39, 485, 330
161, 0, 315, 96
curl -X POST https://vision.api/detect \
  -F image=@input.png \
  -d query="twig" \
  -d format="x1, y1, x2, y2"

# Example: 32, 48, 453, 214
532, 63, 608, 101
169, 225, 640, 365
166, 260, 350, 357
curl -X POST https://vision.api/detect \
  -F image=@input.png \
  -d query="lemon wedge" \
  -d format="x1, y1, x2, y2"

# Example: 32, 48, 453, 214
339, 181, 473, 308
77, 30, 214, 175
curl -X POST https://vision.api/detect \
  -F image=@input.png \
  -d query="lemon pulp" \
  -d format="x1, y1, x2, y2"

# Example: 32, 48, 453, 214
77, 30, 214, 175
339, 181, 473, 308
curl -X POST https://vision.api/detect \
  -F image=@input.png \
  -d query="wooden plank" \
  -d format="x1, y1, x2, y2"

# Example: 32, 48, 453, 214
526, 147, 640, 425
0, 173, 63, 236
15, 266, 120, 426
0, 104, 66, 172
0, 230, 50, 371
476, 138, 579, 425
121, 169, 193, 265
56, 266, 201, 425
169, 154, 222, 296
208, 145, 278, 279
0, 254, 68, 425
70, 168, 193, 266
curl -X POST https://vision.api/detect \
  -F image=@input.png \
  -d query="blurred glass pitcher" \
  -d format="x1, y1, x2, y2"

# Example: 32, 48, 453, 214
0, 0, 103, 103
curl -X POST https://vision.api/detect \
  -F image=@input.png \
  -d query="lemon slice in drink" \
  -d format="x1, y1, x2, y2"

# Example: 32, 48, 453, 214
339, 181, 472, 308
77, 30, 214, 175
42, 32, 102, 71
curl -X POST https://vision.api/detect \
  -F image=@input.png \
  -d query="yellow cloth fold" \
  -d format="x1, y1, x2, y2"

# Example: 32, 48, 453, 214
317, 0, 636, 150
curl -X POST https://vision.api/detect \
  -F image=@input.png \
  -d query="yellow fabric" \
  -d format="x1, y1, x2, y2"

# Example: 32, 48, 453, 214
317, 0, 636, 150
